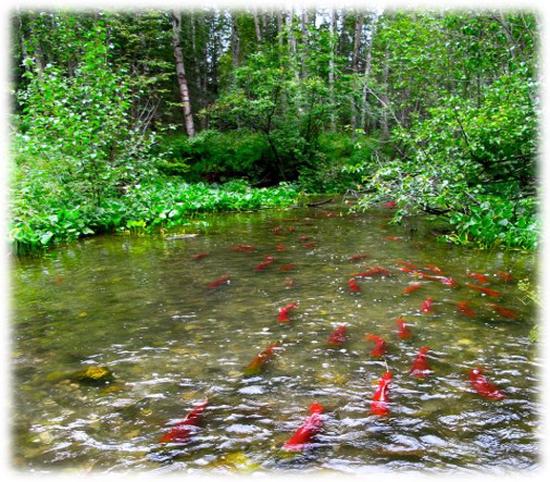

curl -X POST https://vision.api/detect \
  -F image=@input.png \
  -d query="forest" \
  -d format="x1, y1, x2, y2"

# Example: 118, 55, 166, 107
10, 8, 539, 254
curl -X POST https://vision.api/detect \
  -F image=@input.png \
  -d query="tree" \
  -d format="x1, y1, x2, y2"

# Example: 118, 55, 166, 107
171, 10, 195, 137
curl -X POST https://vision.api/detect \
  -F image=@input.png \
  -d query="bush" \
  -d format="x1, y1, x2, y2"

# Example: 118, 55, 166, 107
156, 130, 272, 182
9, 178, 300, 254
356, 69, 539, 250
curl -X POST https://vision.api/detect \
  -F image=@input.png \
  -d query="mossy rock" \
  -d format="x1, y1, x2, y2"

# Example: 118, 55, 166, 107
47, 366, 114, 385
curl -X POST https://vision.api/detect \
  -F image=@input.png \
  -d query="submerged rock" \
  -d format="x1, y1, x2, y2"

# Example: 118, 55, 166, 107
208, 451, 261, 473
47, 365, 114, 385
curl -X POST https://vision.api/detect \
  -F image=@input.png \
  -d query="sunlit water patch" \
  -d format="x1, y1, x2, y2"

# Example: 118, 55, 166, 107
11, 205, 539, 474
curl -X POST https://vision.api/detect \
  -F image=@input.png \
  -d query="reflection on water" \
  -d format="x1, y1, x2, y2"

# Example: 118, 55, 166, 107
11, 206, 539, 474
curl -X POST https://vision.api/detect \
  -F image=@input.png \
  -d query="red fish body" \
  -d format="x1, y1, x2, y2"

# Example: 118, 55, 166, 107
244, 343, 280, 376
396, 259, 417, 270
457, 300, 476, 318
303, 241, 317, 249
354, 266, 391, 278
192, 252, 209, 260
385, 236, 402, 241
348, 278, 361, 292
488, 303, 517, 320
231, 244, 255, 253
160, 399, 208, 443
280, 263, 296, 272
207, 274, 231, 289
410, 346, 431, 378
425, 264, 443, 274
349, 253, 369, 262
466, 283, 502, 298
384, 201, 397, 208
496, 271, 513, 283
276, 243, 286, 252
272, 226, 283, 235
396, 317, 412, 339
255, 255, 275, 271
282, 402, 325, 452
365, 334, 386, 357
327, 324, 347, 347
278, 302, 298, 323
299, 234, 311, 241
467, 272, 489, 284
421, 297, 433, 313
403, 282, 422, 295
370, 372, 392, 416
469, 368, 505, 400
439, 276, 457, 287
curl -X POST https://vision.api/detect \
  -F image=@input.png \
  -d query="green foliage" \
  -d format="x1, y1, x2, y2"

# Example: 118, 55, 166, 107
298, 133, 377, 193
156, 130, 271, 181
357, 67, 539, 250
9, 178, 299, 254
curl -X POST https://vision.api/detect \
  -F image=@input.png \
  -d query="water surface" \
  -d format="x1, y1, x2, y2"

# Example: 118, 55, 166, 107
11, 205, 539, 474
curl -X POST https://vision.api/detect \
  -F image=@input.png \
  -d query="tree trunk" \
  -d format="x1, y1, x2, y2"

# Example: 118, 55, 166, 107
231, 14, 240, 68
350, 12, 363, 133
328, 9, 337, 131
360, 14, 378, 134
171, 10, 195, 137
285, 9, 299, 81
300, 9, 309, 79
253, 8, 262, 42
351, 13, 363, 71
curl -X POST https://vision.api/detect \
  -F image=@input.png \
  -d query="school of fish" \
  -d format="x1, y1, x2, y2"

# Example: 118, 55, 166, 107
161, 206, 520, 454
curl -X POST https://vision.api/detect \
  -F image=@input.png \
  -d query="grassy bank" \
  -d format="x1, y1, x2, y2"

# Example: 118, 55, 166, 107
9, 178, 299, 255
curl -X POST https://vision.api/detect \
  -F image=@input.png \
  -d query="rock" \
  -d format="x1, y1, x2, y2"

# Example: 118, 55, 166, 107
47, 366, 114, 385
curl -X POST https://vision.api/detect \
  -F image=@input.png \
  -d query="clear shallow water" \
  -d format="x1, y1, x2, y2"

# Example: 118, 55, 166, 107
11, 205, 539, 474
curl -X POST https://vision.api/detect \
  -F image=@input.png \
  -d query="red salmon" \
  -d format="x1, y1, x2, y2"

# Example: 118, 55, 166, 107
403, 282, 422, 295
457, 300, 476, 318
349, 253, 369, 262
207, 274, 230, 289
488, 303, 517, 320
278, 302, 298, 323
370, 372, 392, 416
469, 368, 505, 400
327, 324, 347, 347
466, 283, 502, 298
425, 264, 443, 274
439, 276, 457, 287
496, 271, 513, 283
396, 317, 412, 339
410, 346, 431, 378
421, 297, 433, 313
282, 402, 325, 452
353, 266, 391, 278
255, 255, 275, 271
396, 259, 417, 270
348, 278, 361, 292
303, 241, 317, 249
231, 244, 255, 253
299, 234, 311, 241
467, 272, 490, 284
365, 334, 386, 357
272, 226, 283, 235
192, 252, 209, 260
244, 343, 280, 376
276, 243, 286, 252
385, 236, 402, 241
160, 399, 208, 443
384, 201, 397, 208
